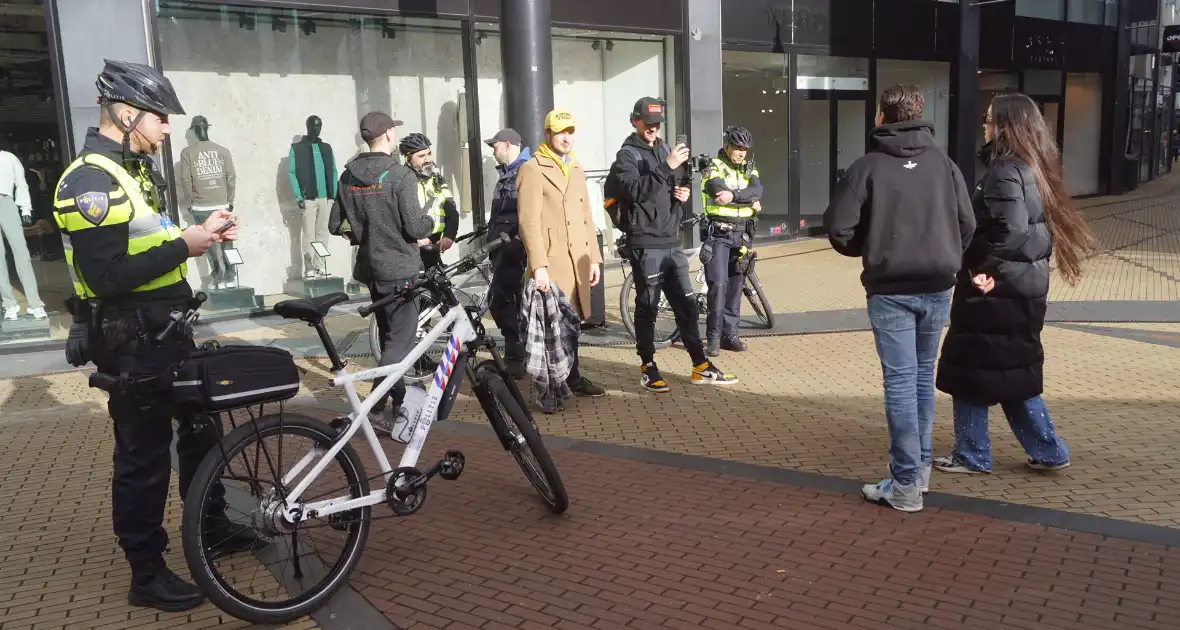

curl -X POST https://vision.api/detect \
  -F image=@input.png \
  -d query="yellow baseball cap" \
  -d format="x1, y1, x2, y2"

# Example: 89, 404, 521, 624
544, 109, 576, 132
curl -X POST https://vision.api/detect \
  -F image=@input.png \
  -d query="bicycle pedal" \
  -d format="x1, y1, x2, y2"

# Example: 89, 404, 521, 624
438, 450, 465, 481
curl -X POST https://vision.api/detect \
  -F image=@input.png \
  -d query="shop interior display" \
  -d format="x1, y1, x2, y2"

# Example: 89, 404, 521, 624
287, 115, 340, 291
0, 142, 48, 326
178, 115, 252, 310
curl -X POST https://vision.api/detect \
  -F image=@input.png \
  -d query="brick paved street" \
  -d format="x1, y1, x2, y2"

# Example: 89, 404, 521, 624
1, 174, 1179, 628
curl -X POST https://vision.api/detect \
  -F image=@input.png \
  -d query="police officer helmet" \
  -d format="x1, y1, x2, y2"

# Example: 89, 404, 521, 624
96, 59, 186, 116
723, 125, 752, 149
399, 133, 432, 156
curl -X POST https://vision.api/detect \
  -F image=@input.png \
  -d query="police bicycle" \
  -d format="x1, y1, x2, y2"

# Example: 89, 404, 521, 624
171, 234, 567, 624
365, 227, 492, 382
618, 214, 773, 345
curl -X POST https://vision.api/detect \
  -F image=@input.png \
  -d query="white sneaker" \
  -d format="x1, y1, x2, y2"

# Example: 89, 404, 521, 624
27, 307, 47, 320
304, 270, 318, 280
861, 478, 923, 513
390, 408, 416, 444
2, 307, 17, 321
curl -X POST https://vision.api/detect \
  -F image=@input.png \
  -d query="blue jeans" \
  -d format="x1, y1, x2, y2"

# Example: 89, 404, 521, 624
867, 290, 952, 486
951, 396, 1070, 471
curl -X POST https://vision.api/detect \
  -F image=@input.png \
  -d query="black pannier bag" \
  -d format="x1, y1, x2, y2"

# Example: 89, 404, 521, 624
173, 345, 301, 411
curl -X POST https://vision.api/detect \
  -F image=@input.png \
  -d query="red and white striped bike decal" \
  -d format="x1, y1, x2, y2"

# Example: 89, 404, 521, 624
432, 335, 463, 390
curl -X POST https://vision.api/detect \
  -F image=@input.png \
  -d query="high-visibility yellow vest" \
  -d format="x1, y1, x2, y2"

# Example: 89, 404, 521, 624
53, 153, 186, 299
701, 157, 759, 219
417, 177, 452, 235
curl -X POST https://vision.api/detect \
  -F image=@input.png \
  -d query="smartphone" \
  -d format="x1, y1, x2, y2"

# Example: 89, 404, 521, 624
675, 134, 688, 148
214, 217, 237, 234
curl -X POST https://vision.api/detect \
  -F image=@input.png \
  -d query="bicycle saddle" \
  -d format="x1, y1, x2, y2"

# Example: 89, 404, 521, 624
274, 292, 349, 323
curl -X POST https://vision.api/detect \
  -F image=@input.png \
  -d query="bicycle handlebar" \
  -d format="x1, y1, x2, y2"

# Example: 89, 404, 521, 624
358, 233, 510, 318
153, 292, 207, 343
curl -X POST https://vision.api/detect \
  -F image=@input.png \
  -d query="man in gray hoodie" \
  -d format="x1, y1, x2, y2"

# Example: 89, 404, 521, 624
329, 112, 433, 442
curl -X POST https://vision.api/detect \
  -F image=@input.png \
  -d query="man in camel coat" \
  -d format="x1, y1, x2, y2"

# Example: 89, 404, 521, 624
517, 109, 606, 398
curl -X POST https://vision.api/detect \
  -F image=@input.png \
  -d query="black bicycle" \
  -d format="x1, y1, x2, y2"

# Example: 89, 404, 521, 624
619, 215, 774, 345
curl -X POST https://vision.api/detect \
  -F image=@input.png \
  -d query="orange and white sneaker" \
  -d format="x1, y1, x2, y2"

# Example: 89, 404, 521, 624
640, 362, 670, 393
691, 362, 738, 385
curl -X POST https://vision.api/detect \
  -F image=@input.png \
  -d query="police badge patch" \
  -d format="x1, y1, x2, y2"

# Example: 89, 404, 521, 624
75, 192, 109, 225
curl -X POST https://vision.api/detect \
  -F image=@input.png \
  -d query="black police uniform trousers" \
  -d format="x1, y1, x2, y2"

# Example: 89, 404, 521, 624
629, 247, 708, 366
703, 227, 746, 340
369, 278, 421, 412
488, 239, 527, 361
95, 323, 225, 564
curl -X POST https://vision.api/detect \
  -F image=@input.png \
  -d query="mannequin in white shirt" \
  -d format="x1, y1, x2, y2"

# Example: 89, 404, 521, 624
0, 147, 46, 320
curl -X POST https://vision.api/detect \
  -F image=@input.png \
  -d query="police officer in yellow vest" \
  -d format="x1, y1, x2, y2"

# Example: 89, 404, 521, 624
54, 60, 261, 612
399, 133, 458, 269
700, 125, 763, 356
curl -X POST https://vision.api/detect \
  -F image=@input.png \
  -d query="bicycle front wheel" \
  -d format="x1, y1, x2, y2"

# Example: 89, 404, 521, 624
743, 268, 774, 329
182, 413, 371, 624
474, 365, 569, 514
619, 275, 681, 345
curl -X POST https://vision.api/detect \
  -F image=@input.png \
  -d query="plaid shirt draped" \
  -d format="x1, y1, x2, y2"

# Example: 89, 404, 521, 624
520, 278, 580, 412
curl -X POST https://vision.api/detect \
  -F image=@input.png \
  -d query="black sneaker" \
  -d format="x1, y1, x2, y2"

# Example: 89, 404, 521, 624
568, 376, 606, 397
128, 557, 205, 612
706, 338, 721, 357
691, 362, 738, 385
721, 335, 747, 352
640, 362, 670, 393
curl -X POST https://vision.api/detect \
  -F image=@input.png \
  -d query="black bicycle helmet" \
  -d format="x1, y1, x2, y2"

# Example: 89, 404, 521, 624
399, 132, 432, 156
723, 125, 752, 149
96, 59, 185, 116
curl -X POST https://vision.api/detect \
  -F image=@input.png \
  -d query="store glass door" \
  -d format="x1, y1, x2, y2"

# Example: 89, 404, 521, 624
797, 88, 868, 234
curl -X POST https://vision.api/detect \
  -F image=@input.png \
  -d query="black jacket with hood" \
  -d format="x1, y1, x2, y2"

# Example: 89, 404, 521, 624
824, 120, 976, 296
608, 134, 689, 249
328, 152, 434, 287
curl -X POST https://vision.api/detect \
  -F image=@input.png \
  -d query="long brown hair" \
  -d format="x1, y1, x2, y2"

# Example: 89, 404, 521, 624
989, 93, 1094, 285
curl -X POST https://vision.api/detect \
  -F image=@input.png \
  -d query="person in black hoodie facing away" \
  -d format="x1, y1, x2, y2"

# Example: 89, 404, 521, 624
933, 93, 1093, 476
608, 96, 737, 392
824, 85, 976, 513
329, 112, 434, 444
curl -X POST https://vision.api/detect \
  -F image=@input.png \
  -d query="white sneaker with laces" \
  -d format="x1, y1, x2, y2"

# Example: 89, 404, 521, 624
2, 307, 18, 321
27, 307, 47, 320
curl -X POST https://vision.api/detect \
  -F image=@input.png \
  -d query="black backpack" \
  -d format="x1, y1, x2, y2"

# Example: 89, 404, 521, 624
603, 146, 641, 234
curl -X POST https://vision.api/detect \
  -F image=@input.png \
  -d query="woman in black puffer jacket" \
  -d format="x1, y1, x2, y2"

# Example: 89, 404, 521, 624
934, 93, 1094, 475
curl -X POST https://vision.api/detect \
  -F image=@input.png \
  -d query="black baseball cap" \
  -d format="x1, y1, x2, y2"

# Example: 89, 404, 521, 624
359, 111, 403, 142
484, 128, 523, 147
631, 97, 666, 124
190, 115, 210, 129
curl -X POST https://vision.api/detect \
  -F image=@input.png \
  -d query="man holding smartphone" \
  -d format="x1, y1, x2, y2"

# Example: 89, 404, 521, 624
607, 97, 737, 392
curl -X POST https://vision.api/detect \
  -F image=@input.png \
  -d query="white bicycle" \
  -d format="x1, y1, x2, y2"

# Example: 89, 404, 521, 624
366, 228, 492, 382
179, 234, 567, 624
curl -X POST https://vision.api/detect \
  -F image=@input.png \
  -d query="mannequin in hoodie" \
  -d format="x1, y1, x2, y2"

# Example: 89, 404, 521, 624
328, 112, 433, 444
179, 116, 237, 289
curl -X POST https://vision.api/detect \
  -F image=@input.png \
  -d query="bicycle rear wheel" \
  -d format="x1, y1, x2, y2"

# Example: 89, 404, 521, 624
619, 276, 681, 345
473, 365, 569, 514
182, 413, 371, 624
742, 268, 774, 329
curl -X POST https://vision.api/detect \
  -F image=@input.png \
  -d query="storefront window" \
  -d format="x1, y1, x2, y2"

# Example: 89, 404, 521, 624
876, 60, 951, 154
1063, 73, 1104, 195
474, 28, 675, 244
720, 51, 790, 238
1017, 0, 1065, 20
0, 0, 68, 345
156, 2, 472, 312
1067, 0, 1110, 23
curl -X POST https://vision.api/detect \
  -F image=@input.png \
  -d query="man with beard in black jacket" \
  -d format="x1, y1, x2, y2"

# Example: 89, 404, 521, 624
609, 97, 737, 392
330, 112, 434, 444
824, 85, 975, 513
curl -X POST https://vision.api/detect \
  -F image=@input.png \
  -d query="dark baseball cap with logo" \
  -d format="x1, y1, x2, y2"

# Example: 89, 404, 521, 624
484, 128, 523, 147
631, 97, 666, 124
359, 111, 403, 142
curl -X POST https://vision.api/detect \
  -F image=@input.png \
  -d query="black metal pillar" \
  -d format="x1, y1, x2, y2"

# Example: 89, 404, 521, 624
501, 0, 553, 150
1107, 0, 1132, 194
952, 0, 981, 184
